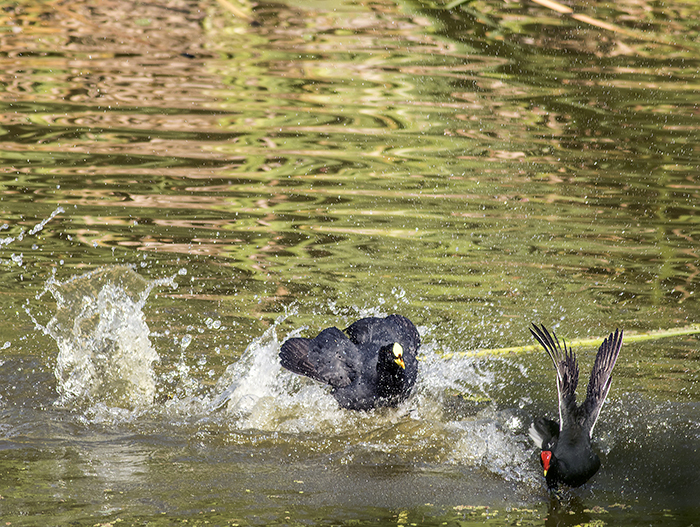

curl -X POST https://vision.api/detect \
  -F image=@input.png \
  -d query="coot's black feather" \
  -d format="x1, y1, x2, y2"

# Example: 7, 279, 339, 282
279, 315, 420, 411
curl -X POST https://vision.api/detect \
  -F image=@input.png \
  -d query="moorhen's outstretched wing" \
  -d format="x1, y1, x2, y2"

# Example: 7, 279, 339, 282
530, 324, 579, 431
581, 328, 623, 437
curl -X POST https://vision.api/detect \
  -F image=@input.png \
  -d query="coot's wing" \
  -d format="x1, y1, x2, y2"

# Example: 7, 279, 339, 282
581, 329, 623, 437
530, 324, 579, 431
345, 314, 420, 356
280, 327, 360, 388
279, 339, 319, 379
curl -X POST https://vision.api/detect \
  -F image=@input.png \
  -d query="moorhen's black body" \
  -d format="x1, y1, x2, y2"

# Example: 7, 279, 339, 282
529, 324, 623, 489
279, 314, 420, 411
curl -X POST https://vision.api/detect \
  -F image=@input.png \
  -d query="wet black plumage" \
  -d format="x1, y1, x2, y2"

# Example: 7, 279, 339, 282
529, 324, 623, 488
279, 315, 420, 411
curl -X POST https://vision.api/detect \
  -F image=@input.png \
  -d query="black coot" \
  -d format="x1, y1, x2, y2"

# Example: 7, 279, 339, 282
279, 314, 420, 411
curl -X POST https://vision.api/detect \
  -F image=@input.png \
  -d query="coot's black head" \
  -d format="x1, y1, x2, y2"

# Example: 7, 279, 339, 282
379, 342, 405, 371
375, 342, 408, 403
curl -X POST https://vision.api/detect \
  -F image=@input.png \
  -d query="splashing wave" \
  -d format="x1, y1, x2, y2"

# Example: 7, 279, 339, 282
32, 265, 177, 410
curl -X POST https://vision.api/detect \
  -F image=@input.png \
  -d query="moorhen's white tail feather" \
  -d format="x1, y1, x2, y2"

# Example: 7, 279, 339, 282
529, 417, 559, 450
582, 328, 623, 437
530, 324, 579, 431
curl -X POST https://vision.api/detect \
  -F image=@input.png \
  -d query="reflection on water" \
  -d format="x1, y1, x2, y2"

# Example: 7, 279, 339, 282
0, 0, 699, 524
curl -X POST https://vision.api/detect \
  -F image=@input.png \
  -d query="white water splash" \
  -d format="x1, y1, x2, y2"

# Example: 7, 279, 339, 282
208, 307, 300, 418
29, 206, 65, 235
33, 265, 177, 410
201, 314, 537, 484
447, 410, 537, 484
1, 205, 64, 247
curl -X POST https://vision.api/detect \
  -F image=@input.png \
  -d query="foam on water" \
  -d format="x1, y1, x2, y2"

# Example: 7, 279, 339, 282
33, 265, 177, 411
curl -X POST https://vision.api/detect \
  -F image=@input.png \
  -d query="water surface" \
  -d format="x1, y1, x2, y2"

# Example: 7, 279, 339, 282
0, 0, 699, 524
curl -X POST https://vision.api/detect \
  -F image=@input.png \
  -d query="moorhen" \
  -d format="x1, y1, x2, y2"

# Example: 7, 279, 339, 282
529, 324, 623, 488
279, 314, 420, 411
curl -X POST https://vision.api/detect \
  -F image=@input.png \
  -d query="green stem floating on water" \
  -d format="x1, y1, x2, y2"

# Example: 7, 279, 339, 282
444, 324, 700, 359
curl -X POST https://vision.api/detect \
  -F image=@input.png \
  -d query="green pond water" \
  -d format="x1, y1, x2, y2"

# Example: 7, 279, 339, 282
0, 0, 699, 524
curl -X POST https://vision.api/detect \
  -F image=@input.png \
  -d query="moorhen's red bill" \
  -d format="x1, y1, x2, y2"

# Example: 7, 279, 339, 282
529, 324, 623, 488
279, 314, 420, 411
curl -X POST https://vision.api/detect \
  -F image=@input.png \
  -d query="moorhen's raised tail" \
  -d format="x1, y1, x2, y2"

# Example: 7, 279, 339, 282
279, 314, 420, 411
529, 324, 623, 488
